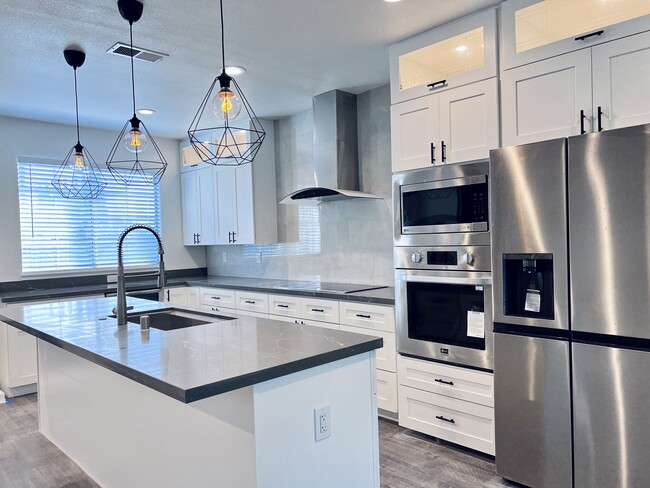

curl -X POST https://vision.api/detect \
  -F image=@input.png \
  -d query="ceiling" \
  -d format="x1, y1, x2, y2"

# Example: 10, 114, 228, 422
0, 0, 500, 139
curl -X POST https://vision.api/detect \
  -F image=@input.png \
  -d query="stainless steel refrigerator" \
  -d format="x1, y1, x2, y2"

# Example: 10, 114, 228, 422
490, 123, 650, 488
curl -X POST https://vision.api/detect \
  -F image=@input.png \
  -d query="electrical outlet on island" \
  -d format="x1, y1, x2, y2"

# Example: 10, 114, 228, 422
314, 404, 331, 442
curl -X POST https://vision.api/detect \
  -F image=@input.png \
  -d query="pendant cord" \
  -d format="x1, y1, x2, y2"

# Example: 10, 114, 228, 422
220, 0, 225, 70
73, 67, 80, 144
130, 21, 136, 116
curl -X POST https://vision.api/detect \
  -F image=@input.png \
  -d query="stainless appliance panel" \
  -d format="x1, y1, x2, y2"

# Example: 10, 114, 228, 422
393, 161, 490, 247
490, 139, 570, 330
573, 342, 650, 488
494, 333, 572, 488
396, 269, 493, 370
394, 246, 492, 272
569, 124, 650, 338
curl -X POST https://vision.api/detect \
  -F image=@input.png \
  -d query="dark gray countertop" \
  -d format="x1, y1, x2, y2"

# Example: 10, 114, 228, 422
0, 275, 395, 305
0, 297, 382, 403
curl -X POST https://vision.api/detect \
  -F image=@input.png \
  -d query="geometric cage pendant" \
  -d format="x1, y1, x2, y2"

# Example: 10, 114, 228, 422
187, 75, 265, 166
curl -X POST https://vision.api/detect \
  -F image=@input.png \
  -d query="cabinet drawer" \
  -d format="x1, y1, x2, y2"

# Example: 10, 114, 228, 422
235, 291, 269, 314
377, 370, 398, 413
200, 288, 236, 308
339, 302, 395, 332
301, 298, 339, 324
268, 294, 301, 318
234, 309, 269, 319
398, 385, 494, 455
398, 356, 493, 407
200, 304, 236, 316
340, 325, 396, 373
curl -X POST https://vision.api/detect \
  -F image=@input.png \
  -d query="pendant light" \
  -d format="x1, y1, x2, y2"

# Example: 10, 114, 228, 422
52, 48, 107, 199
187, 0, 265, 166
106, 0, 167, 185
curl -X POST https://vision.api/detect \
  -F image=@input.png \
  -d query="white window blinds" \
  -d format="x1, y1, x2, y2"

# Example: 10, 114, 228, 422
18, 160, 161, 274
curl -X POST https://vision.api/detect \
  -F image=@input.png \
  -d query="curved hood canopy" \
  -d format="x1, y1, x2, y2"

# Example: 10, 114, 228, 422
279, 90, 382, 206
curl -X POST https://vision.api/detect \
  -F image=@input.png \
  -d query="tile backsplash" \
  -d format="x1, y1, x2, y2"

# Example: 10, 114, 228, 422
206, 85, 393, 286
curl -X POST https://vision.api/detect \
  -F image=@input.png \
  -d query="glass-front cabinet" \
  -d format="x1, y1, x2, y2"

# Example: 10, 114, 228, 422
501, 0, 650, 69
389, 8, 497, 104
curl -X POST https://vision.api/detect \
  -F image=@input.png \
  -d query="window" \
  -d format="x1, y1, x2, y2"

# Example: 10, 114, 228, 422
18, 159, 161, 274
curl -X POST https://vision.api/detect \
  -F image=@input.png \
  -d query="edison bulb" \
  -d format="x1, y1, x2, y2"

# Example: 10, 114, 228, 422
212, 87, 242, 120
124, 128, 149, 154
72, 152, 85, 168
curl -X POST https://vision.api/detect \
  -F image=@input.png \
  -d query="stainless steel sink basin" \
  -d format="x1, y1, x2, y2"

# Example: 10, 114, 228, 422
125, 308, 234, 331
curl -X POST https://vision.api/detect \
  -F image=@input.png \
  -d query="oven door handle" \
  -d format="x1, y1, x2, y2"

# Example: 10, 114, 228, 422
396, 273, 491, 286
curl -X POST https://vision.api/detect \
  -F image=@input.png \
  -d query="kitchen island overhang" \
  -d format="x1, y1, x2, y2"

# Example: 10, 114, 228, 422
1, 297, 383, 488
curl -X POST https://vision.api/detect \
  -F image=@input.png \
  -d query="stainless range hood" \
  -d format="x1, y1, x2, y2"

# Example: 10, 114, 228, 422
279, 90, 382, 205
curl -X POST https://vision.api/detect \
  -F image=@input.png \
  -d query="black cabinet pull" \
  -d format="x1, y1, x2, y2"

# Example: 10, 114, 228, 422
434, 378, 454, 386
211, 306, 220, 312
356, 313, 371, 319
193, 233, 197, 244
228, 232, 232, 243
211, 296, 220, 300
436, 415, 455, 424
196, 233, 200, 244
232, 231, 236, 243
580, 109, 586, 134
441, 141, 447, 163
427, 79, 447, 89
597, 106, 603, 132
166, 289, 170, 301
277, 304, 289, 308
311, 308, 324, 313
575, 29, 604, 42
245, 300, 256, 304
430, 143, 436, 164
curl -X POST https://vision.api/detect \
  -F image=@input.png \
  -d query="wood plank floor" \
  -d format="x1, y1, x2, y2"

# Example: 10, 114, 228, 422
1, 394, 519, 487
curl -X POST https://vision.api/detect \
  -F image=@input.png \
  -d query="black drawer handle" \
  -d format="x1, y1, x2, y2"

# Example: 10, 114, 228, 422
356, 313, 371, 319
580, 109, 586, 134
211, 307, 219, 312
430, 143, 436, 164
311, 308, 324, 313
597, 106, 604, 132
277, 304, 289, 308
211, 296, 220, 300
434, 378, 454, 386
427, 79, 447, 89
245, 300, 256, 304
441, 140, 447, 163
436, 415, 455, 424
575, 29, 604, 42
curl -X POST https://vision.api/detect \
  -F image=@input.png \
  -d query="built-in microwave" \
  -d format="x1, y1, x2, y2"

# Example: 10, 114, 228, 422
393, 161, 489, 247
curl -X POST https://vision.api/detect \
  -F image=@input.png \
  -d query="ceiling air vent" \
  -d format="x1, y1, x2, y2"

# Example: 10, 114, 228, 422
107, 42, 168, 63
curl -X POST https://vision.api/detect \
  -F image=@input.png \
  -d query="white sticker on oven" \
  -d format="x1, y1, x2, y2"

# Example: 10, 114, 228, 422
467, 311, 485, 338
524, 289, 541, 313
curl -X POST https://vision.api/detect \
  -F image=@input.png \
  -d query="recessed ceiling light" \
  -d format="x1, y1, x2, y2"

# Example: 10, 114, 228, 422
137, 108, 156, 115
224, 66, 246, 76
456, 45, 468, 52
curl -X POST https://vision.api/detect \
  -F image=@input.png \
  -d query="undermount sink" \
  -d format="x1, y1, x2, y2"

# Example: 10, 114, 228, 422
125, 308, 234, 331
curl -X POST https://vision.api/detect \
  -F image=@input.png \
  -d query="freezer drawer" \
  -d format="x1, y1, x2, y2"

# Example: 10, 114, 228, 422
494, 333, 572, 488
573, 342, 650, 488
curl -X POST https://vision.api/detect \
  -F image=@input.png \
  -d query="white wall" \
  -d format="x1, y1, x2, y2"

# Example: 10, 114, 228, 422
0, 114, 205, 282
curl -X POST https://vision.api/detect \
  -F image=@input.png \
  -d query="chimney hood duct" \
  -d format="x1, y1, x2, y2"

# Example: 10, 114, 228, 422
279, 90, 382, 205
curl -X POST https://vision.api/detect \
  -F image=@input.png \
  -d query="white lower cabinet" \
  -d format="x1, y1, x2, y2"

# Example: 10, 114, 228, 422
235, 291, 269, 315
0, 321, 37, 395
376, 369, 398, 413
163, 287, 188, 306
397, 355, 494, 455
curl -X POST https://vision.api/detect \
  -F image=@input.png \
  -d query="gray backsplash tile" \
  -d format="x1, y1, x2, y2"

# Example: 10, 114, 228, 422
207, 85, 393, 286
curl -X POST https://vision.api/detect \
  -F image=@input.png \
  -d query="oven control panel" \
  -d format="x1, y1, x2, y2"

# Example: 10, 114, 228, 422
395, 246, 491, 272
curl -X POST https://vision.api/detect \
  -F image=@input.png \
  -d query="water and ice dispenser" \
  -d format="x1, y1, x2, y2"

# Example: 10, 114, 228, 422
502, 253, 555, 320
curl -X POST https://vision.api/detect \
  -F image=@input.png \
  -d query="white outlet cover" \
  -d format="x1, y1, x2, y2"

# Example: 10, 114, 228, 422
314, 404, 331, 442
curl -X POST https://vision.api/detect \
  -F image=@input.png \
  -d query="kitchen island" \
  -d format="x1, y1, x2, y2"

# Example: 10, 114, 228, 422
0, 297, 382, 488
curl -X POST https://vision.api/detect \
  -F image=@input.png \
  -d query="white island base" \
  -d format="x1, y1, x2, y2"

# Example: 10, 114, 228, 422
37, 341, 380, 488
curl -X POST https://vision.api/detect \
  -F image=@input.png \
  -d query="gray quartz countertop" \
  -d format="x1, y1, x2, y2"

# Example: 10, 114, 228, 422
0, 297, 382, 403
0, 275, 395, 305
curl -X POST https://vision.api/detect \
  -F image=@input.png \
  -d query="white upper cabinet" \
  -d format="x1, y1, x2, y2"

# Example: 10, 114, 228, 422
438, 78, 499, 163
501, 0, 650, 70
391, 95, 439, 171
501, 49, 592, 147
592, 31, 650, 131
181, 166, 217, 246
390, 8, 498, 104
501, 30, 650, 147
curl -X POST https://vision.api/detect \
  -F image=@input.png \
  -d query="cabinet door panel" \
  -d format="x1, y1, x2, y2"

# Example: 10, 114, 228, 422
197, 167, 216, 245
592, 31, 650, 131
181, 172, 200, 246
391, 95, 439, 172
7, 326, 37, 388
234, 164, 254, 244
501, 50, 592, 147
214, 167, 237, 244
439, 77, 499, 163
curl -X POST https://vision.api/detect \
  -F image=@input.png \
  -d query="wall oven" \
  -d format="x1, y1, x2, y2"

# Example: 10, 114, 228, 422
393, 161, 489, 247
395, 245, 493, 371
